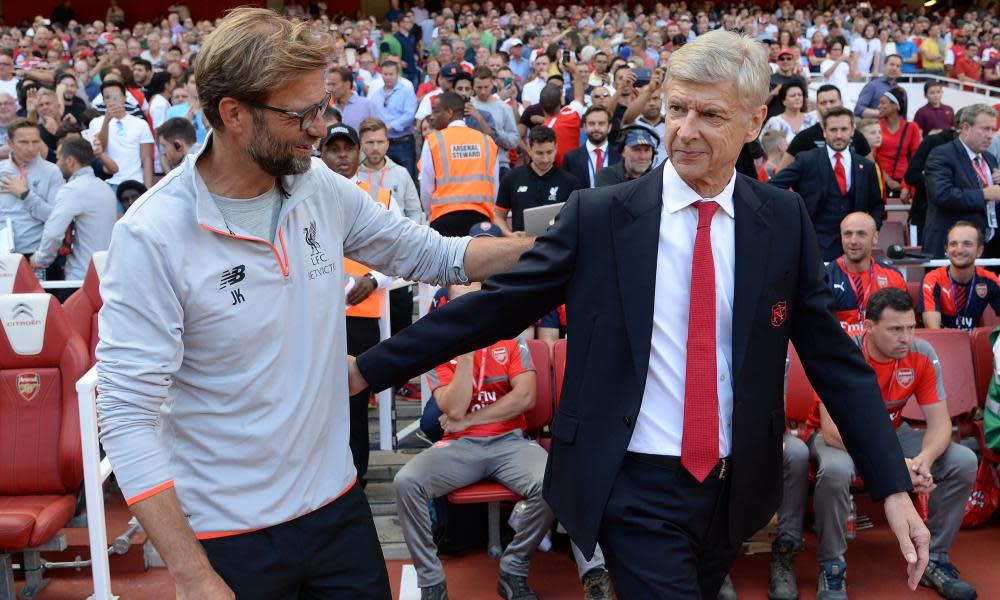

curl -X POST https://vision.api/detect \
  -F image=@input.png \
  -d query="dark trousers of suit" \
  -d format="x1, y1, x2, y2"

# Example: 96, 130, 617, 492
346, 317, 381, 487
598, 453, 739, 599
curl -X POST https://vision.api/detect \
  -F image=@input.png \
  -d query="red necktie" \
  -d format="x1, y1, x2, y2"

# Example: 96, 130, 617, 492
682, 201, 721, 482
851, 273, 865, 312
594, 148, 604, 173
834, 152, 848, 196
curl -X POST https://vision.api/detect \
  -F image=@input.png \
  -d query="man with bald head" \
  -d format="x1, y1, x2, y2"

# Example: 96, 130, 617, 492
826, 212, 907, 335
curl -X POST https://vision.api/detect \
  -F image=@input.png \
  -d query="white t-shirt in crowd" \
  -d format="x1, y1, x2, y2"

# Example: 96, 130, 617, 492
851, 37, 881, 75
521, 78, 547, 107
821, 59, 851, 90
87, 114, 154, 185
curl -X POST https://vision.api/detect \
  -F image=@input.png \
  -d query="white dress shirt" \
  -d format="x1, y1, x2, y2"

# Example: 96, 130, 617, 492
585, 140, 610, 188
826, 145, 853, 191
628, 160, 737, 457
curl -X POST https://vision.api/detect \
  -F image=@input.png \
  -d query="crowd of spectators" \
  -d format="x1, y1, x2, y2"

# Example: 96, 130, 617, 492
4, 1, 1000, 599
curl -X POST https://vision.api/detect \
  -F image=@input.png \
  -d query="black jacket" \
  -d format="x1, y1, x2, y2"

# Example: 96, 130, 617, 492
562, 144, 621, 190
768, 147, 884, 262
905, 129, 956, 229
357, 163, 912, 557
923, 138, 999, 257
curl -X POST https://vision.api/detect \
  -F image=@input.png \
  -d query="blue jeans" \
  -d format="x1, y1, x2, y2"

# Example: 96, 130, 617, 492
387, 136, 417, 181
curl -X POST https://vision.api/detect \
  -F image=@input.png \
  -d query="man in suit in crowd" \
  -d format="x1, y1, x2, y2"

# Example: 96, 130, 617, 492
768, 106, 884, 262
563, 105, 621, 189
923, 104, 1000, 258
904, 108, 964, 244
349, 30, 928, 599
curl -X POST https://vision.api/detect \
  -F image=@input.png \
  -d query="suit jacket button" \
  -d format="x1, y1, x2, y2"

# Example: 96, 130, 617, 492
623, 416, 633, 427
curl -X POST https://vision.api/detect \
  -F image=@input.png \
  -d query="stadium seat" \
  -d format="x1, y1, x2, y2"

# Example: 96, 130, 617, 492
971, 326, 995, 410
907, 280, 924, 327
785, 343, 815, 425
0, 253, 44, 295
0, 294, 91, 598
553, 338, 567, 409
62, 252, 108, 365
980, 305, 1000, 328
902, 329, 979, 429
447, 339, 553, 557
877, 221, 906, 251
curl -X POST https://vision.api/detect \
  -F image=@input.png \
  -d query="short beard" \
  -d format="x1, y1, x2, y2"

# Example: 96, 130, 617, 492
244, 110, 312, 177
587, 132, 607, 145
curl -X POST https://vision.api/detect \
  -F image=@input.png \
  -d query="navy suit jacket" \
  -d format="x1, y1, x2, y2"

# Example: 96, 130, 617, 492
358, 163, 912, 556
923, 138, 999, 258
562, 144, 622, 190
767, 147, 884, 262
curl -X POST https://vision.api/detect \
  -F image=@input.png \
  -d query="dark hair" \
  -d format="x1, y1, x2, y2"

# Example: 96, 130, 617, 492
472, 65, 493, 81
115, 180, 147, 204
884, 86, 907, 118
777, 78, 808, 106
947, 220, 984, 247
100, 79, 127, 96
539, 83, 562, 115
452, 71, 473, 86
329, 66, 353, 84
528, 125, 556, 145
57, 136, 95, 166
883, 54, 903, 66
821, 105, 855, 128
156, 117, 197, 145
865, 288, 914, 323
583, 105, 611, 124
131, 57, 153, 72
923, 80, 944, 95
436, 91, 465, 117
145, 71, 172, 100
816, 83, 842, 100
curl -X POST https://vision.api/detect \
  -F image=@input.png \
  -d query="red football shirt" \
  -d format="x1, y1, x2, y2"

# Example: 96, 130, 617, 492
427, 338, 535, 440
543, 102, 583, 167
806, 335, 944, 431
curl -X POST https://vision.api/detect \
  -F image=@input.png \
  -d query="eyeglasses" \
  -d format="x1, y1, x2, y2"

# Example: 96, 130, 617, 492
244, 91, 332, 131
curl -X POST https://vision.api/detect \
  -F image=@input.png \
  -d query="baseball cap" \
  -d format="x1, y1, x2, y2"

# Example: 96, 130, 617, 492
624, 128, 658, 149
440, 63, 461, 81
321, 123, 359, 150
469, 222, 503, 238
777, 48, 795, 58
500, 38, 523, 53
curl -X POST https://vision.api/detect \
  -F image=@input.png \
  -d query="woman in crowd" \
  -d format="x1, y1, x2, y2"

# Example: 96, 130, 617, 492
876, 86, 922, 203
760, 79, 817, 143
821, 38, 854, 89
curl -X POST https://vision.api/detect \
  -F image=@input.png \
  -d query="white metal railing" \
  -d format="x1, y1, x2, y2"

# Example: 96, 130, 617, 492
40, 280, 84, 289
76, 365, 117, 600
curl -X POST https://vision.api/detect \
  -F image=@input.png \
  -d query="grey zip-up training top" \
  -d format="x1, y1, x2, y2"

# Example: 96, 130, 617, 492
96, 136, 470, 537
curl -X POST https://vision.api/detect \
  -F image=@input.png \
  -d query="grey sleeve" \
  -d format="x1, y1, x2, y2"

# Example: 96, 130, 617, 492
340, 180, 470, 285
492, 103, 521, 151
400, 172, 424, 223
23, 171, 64, 222
96, 219, 185, 501
34, 187, 79, 267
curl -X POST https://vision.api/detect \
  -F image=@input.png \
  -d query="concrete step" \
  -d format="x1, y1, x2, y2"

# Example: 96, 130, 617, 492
374, 515, 410, 560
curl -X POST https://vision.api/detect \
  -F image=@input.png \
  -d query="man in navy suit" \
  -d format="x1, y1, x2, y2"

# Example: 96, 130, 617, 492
768, 106, 884, 262
562, 105, 621, 189
349, 31, 929, 599
923, 104, 1000, 258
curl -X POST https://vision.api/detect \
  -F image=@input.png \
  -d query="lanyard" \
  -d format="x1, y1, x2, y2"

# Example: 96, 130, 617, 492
365, 165, 388, 189
947, 269, 975, 320
839, 257, 874, 322
586, 147, 604, 186
473, 349, 488, 395
971, 156, 990, 187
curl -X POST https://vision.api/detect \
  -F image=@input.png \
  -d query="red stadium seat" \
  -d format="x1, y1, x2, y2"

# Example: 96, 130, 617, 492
0, 294, 91, 597
877, 221, 906, 251
980, 305, 1000, 328
785, 343, 815, 425
62, 252, 108, 365
971, 327, 995, 410
553, 338, 567, 409
447, 339, 553, 557
901, 329, 978, 427
907, 280, 924, 327
0, 253, 44, 295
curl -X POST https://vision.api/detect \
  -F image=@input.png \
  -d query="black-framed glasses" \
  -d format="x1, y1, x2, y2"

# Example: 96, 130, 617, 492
245, 91, 332, 131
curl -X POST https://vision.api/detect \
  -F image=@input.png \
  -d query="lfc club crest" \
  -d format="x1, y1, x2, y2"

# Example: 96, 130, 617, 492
976, 283, 988, 299
492, 347, 509, 365
17, 372, 40, 402
895, 368, 915, 388
770, 301, 788, 327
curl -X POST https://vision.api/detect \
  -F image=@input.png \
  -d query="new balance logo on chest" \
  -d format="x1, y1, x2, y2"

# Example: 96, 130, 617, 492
219, 265, 247, 306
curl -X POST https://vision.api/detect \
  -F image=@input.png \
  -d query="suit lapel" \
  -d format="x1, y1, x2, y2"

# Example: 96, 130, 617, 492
953, 140, 981, 188
850, 151, 866, 208
612, 163, 663, 386
732, 177, 773, 384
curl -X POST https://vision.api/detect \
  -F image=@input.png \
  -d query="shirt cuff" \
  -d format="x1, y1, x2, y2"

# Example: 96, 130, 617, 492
451, 236, 472, 284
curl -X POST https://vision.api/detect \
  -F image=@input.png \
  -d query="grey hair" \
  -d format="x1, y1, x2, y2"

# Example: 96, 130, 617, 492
958, 104, 998, 128
665, 29, 770, 113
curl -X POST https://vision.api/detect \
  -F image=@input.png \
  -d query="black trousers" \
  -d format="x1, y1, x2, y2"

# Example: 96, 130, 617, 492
389, 286, 413, 335
598, 453, 739, 599
201, 483, 391, 599
346, 317, 381, 486
429, 210, 490, 237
